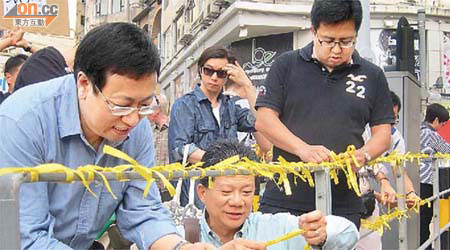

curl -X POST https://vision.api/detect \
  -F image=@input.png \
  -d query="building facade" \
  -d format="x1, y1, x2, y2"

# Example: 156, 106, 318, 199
158, 0, 450, 107
82, 0, 163, 90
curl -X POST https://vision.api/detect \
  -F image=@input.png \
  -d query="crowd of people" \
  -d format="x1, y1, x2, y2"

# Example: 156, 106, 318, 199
0, 0, 447, 249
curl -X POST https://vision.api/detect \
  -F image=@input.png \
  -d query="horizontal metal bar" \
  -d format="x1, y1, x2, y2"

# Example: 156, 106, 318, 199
417, 221, 450, 250
2, 166, 339, 184
424, 188, 450, 202
17, 169, 253, 183
358, 186, 450, 242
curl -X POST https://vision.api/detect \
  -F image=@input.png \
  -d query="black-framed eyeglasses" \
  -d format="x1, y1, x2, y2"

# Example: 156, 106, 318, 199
316, 37, 355, 49
94, 84, 157, 116
202, 67, 228, 79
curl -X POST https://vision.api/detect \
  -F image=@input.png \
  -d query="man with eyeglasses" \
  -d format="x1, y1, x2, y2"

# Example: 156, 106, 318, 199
419, 103, 450, 248
255, 0, 394, 230
0, 23, 215, 250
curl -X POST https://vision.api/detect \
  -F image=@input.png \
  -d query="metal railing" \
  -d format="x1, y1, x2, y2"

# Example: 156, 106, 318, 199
0, 160, 448, 249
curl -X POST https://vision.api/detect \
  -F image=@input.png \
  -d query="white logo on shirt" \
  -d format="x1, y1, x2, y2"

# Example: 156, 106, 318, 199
345, 74, 366, 99
347, 74, 367, 82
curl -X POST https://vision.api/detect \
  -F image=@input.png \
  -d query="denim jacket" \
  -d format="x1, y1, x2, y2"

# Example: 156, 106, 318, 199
168, 85, 256, 208
168, 84, 256, 163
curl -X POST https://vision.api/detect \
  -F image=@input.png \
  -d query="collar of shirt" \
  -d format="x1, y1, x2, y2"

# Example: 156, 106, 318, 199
57, 74, 127, 147
193, 84, 228, 103
421, 121, 436, 131
301, 41, 361, 66
57, 75, 83, 139
200, 209, 245, 245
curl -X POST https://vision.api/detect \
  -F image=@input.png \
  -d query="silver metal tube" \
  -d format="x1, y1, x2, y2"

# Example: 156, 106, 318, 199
2, 165, 340, 184
0, 173, 27, 250
424, 187, 450, 202
356, 0, 375, 62
432, 159, 441, 250
418, 9, 427, 89
418, 222, 450, 250
397, 161, 408, 250
314, 167, 332, 215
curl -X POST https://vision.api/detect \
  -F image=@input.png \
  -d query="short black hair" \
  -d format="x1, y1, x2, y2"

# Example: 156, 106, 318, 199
199, 140, 258, 188
310, 0, 363, 32
74, 22, 160, 91
390, 91, 401, 112
4, 54, 28, 75
425, 103, 449, 123
197, 45, 236, 77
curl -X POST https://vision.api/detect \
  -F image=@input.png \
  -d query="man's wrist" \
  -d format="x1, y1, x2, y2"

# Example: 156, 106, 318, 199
361, 147, 371, 162
243, 81, 253, 90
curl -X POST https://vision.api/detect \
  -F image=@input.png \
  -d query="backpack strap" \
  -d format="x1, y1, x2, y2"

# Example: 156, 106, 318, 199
183, 217, 201, 243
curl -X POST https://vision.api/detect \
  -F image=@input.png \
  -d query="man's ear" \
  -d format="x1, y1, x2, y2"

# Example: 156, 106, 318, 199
5, 72, 12, 84
197, 183, 207, 203
77, 72, 90, 100
431, 117, 441, 129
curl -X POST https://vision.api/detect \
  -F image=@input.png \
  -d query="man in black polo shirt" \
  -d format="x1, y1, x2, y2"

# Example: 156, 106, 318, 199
255, 0, 394, 229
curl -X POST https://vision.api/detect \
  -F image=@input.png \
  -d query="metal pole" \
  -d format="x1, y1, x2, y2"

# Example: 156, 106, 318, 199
397, 161, 408, 250
418, 8, 428, 107
0, 173, 26, 250
314, 167, 332, 215
432, 159, 441, 250
127, 0, 131, 23
418, 221, 450, 250
356, 0, 375, 62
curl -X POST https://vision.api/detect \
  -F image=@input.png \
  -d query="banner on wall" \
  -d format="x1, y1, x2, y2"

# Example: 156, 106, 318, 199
230, 33, 293, 87
444, 32, 450, 90
0, 0, 69, 37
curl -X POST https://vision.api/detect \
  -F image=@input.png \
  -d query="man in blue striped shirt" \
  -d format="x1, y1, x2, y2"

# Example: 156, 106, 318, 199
419, 103, 450, 247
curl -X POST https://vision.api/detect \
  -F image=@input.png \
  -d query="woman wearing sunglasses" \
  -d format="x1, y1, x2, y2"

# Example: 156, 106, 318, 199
168, 45, 258, 209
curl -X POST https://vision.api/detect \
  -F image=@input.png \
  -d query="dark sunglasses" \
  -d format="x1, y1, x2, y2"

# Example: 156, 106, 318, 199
202, 67, 228, 79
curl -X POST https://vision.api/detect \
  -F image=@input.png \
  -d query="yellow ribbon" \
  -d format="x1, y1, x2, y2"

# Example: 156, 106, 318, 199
265, 229, 307, 249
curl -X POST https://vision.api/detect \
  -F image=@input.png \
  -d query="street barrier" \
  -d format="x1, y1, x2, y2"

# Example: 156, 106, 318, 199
0, 145, 449, 249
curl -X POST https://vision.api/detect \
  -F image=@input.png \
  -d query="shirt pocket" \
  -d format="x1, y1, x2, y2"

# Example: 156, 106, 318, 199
223, 119, 238, 137
194, 122, 216, 148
